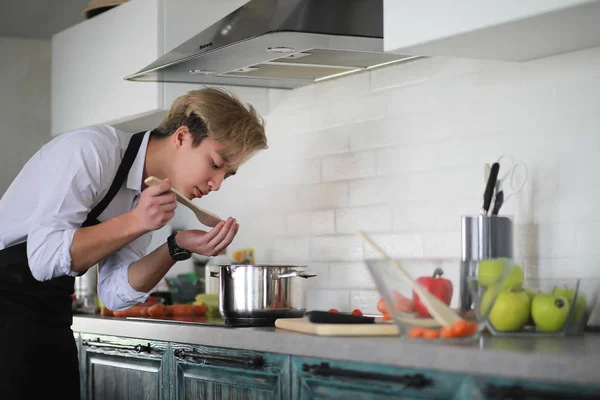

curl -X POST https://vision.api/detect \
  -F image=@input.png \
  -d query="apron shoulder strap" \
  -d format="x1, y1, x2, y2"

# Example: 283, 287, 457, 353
83, 131, 146, 226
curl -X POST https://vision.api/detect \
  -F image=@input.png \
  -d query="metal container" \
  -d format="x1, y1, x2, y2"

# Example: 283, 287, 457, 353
210, 264, 316, 322
459, 215, 514, 313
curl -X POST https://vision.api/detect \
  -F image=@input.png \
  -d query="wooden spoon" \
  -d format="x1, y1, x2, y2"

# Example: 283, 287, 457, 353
357, 231, 463, 327
144, 176, 222, 227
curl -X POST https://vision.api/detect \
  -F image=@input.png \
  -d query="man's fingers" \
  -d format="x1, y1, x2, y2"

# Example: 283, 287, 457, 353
202, 220, 225, 243
146, 180, 172, 196
213, 222, 239, 254
161, 202, 177, 213
208, 218, 235, 248
156, 192, 177, 205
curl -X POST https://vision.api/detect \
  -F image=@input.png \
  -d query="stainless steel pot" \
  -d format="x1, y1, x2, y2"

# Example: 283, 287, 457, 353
210, 264, 316, 320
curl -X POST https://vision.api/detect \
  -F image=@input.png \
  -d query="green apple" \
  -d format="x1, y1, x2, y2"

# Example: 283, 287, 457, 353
553, 287, 587, 323
477, 258, 524, 289
480, 285, 500, 316
488, 289, 531, 332
531, 293, 570, 333
524, 288, 539, 325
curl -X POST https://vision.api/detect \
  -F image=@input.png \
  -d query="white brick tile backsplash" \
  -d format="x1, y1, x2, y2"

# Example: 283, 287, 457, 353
350, 290, 380, 314
321, 151, 376, 182
376, 145, 439, 175
303, 262, 330, 289
363, 234, 423, 258
306, 289, 349, 312
335, 205, 392, 234
296, 182, 349, 210
348, 177, 401, 207
287, 210, 335, 236
172, 46, 600, 312
272, 238, 310, 263
310, 236, 364, 261
328, 262, 376, 289
422, 231, 462, 258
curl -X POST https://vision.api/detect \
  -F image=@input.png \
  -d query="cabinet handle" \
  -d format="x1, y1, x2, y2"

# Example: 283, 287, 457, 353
484, 384, 600, 400
174, 349, 264, 369
82, 338, 151, 353
302, 362, 433, 389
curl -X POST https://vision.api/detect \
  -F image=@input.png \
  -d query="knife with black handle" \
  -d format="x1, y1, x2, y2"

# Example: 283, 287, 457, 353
481, 162, 499, 215
306, 311, 376, 324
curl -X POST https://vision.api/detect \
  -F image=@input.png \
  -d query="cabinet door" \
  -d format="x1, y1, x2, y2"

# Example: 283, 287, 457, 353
474, 376, 600, 400
383, 0, 600, 62
292, 356, 471, 400
172, 343, 290, 399
80, 334, 170, 400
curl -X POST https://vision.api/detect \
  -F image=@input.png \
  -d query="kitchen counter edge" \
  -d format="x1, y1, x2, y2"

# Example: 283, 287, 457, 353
72, 315, 600, 387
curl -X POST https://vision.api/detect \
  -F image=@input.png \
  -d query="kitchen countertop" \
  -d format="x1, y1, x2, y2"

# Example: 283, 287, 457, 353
72, 315, 600, 387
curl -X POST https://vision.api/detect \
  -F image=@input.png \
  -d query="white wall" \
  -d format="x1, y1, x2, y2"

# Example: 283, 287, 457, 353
0, 37, 52, 195
163, 46, 600, 314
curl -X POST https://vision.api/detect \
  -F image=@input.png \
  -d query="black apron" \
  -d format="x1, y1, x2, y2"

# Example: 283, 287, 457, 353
0, 131, 145, 400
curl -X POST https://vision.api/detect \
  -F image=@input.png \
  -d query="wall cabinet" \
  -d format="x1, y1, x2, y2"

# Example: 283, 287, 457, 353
51, 0, 269, 137
384, 0, 600, 62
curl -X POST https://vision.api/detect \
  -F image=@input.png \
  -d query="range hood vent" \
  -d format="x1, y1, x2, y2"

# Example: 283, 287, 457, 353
125, 0, 423, 89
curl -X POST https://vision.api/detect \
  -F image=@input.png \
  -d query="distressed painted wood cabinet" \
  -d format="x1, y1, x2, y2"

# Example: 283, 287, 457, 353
79, 334, 170, 400
292, 356, 471, 400
73, 333, 600, 400
171, 343, 290, 399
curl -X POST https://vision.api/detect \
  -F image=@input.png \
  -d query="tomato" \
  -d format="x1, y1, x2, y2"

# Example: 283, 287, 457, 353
351, 309, 363, 316
328, 308, 339, 313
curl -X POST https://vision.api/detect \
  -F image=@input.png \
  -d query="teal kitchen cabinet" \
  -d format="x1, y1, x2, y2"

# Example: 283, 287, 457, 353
171, 343, 290, 399
473, 376, 600, 400
79, 334, 170, 400
291, 356, 472, 400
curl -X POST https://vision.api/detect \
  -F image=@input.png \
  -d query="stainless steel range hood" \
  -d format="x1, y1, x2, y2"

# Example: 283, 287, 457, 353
124, 0, 422, 89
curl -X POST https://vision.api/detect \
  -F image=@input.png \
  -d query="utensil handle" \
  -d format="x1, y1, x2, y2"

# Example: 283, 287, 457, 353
482, 162, 500, 215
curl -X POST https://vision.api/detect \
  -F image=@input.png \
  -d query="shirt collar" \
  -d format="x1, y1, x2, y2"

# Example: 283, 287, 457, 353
126, 130, 151, 194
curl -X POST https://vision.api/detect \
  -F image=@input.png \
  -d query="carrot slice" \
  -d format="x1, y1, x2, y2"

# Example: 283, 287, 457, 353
422, 329, 440, 339
451, 320, 468, 337
440, 326, 454, 339
408, 327, 425, 338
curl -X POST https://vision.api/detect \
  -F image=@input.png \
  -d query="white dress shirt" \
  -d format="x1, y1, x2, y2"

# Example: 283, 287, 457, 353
0, 125, 153, 311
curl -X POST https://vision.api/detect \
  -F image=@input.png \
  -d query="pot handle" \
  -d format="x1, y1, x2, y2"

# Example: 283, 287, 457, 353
274, 270, 317, 280
210, 271, 219, 278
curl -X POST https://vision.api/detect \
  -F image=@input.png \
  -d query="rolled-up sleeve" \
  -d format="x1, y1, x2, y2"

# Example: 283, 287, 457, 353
97, 233, 152, 311
27, 130, 117, 281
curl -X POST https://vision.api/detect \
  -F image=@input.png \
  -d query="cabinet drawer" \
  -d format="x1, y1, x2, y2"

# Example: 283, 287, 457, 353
292, 356, 470, 400
172, 343, 290, 400
474, 375, 600, 400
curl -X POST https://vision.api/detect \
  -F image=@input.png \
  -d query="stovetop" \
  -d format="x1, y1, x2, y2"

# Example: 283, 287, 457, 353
126, 315, 277, 327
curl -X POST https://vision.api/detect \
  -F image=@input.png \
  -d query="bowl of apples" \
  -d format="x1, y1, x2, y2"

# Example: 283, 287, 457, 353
468, 258, 600, 336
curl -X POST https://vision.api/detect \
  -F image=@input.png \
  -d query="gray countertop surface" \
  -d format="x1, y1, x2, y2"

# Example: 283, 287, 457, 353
72, 315, 600, 387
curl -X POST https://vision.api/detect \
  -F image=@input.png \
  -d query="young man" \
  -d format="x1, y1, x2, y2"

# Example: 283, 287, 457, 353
0, 87, 267, 399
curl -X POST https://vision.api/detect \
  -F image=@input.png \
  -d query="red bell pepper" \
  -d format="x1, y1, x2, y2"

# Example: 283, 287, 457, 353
413, 268, 453, 318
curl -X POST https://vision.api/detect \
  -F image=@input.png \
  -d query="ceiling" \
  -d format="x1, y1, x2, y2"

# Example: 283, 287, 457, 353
0, 0, 91, 39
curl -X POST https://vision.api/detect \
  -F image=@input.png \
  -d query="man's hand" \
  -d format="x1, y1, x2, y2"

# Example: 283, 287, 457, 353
132, 177, 177, 233
175, 217, 239, 256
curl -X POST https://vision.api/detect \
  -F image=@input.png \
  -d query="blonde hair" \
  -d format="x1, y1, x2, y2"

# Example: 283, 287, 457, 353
152, 87, 267, 165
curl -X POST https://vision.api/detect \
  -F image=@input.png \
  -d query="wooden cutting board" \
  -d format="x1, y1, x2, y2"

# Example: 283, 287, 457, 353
275, 318, 400, 336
